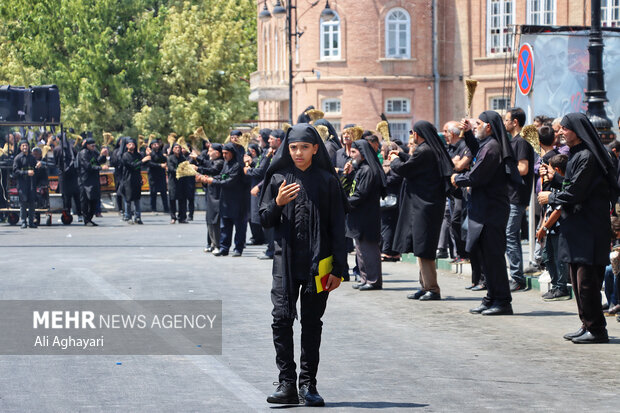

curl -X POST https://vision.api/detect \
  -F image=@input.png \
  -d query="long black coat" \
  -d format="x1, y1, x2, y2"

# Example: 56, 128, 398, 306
147, 149, 167, 192
76, 148, 105, 200
346, 162, 382, 242
245, 152, 272, 224
548, 143, 611, 265
53, 144, 79, 195
453, 131, 510, 251
110, 147, 124, 193
197, 157, 224, 224
121, 151, 144, 202
391, 142, 446, 259
12, 152, 37, 203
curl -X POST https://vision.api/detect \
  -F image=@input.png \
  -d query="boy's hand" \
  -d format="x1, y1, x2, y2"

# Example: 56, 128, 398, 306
538, 191, 551, 205
324, 274, 341, 292
275, 180, 300, 206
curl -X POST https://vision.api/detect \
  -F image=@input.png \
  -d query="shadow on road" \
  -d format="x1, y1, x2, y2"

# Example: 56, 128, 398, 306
517, 311, 576, 317
269, 401, 429, 409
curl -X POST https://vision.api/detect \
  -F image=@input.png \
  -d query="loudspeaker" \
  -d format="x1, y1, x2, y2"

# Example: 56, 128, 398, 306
0, 85, 28, 122
28, 85, 60, 123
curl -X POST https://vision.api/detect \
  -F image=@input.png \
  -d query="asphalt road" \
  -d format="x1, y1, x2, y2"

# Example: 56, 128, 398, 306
1, 213, 619, 412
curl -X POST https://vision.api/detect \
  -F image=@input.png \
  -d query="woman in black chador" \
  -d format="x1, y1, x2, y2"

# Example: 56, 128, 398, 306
538, 113, 619, 343
259, 124, 348, 407
12, 139, 37, 228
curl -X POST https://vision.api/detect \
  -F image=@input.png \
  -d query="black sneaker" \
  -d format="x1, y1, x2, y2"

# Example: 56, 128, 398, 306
509, 279, 526, 292
436, 249, 449, 259
298, 384, 325, 407
267, 382, 299, 404
134, 218, 143, 225
543, 288, 570, 301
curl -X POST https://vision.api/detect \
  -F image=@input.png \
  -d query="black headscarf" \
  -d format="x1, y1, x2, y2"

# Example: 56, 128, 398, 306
248, 143, 261, 158
478, 110, 522, 185
351, 139, 387, 195
17, 139, 30, 154
259, 123, 349, 209
270, 129, 285, 140
561, 112, 620, 200
413, 121, 454, 178
211, 143, 223, 155
313, 118, 342, 149
259, 128, 272, 147
296, 105, 315, 124
222, 142, 239, 162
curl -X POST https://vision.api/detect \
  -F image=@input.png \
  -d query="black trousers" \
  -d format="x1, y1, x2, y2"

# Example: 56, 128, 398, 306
271, 273, 329, 386
249, 222, 265, 243
380, 207, 399, 255
80, 191, 99, 223
569, 263, 607, 334
469, 246, 486, 286
449, 197, 468, 258
473, 225, 512, 307
150, 189, 169, 212
219, 216, 247, 253
170, 198, 187, 221
263, 227, 275, 257
187, 190, 195, 219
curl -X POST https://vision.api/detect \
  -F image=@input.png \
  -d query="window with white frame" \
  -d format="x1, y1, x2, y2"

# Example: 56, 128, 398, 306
386, 98, 410, 114
322, 98, 341, 114
320, 12, 341, 60
389, 120, 412, 142
527, 0, 555, 25
487, 0, 514, 55
385, 8, 411, 58
602, 0, 620, 27
490, 96, 510, 111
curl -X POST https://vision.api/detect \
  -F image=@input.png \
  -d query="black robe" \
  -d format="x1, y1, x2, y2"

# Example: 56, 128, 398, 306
53, 144, 79, 195
197, 157, 224, 224
147, 148, 167, 192
166, 153, 189, 200
76, 148, 105, 200
12, 152, 36, 203
454, 131, 510, 251
346, 161, 382, 242
246, 151, 272, 224
391, 141, 446, 258
110, 147, 124, 195
211, 157, 246, 220
548, 143, 611, 265
121, 151, 144, 202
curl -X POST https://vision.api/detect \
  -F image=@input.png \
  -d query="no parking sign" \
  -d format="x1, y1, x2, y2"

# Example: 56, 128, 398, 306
517, 43, 534, 95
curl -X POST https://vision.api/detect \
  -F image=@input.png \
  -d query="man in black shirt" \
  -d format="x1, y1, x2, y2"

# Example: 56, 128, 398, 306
504, 107, 535, 291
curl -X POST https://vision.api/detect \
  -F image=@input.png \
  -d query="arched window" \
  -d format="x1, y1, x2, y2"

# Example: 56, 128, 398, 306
320, 12, 340, 60
263, 25, 270, 72
385, 8, 410, 58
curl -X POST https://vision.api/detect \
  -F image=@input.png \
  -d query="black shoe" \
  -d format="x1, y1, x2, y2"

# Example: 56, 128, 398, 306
204, 247, 213, 253
267, 382, 299, 404
543, 288, 571, 301
188, 215, 193, 221
465, 284, 475, 290
436, 249, 449, 259
178, 219, 189, 224
257, 254, 273, 260
419, 291, 441, 301
407, 290, 426, 300
134, 218, 143, 225
523, 264, 541, 274
571, 330, 609, 344
469, 303, 490, 314
359, 283, 381, 291
213, 250, 228, 257
509, 279, 526, 292
232, 251, 242, 257
563, 327, 586, 341
29, 223, 37, 228
298, 384, 325, 407
481, 304, 513, 316
85, 221, 98, 227
352, 282, 366, 289
471, 284, 487, 291
20, 222, 27, 229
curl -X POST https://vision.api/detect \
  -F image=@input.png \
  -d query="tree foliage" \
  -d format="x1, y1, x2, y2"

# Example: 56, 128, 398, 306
0, 0, 256, 141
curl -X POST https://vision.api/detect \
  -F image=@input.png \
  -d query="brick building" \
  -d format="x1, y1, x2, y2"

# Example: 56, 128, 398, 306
250, 1, 611, 136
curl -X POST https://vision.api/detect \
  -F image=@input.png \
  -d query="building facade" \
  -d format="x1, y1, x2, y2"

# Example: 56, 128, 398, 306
251, 1, 613, 134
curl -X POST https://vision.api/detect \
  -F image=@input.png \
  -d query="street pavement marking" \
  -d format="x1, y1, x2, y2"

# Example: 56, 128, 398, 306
75, 268, 268, 411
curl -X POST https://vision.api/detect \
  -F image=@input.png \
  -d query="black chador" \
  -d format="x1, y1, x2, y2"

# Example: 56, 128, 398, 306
53, 137, 81, 218
147, 140, 169, 212
453, 111, 521, 314
544, 113, 619, 342
347, 139, 386, 289
211, 142, 248, 255
391, 121, 453, 298
120, 138, 144, 221
259, 124, 347, 406
76, 138, 107, 225
12, 140, 37, 227
313, 118, 341, 165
